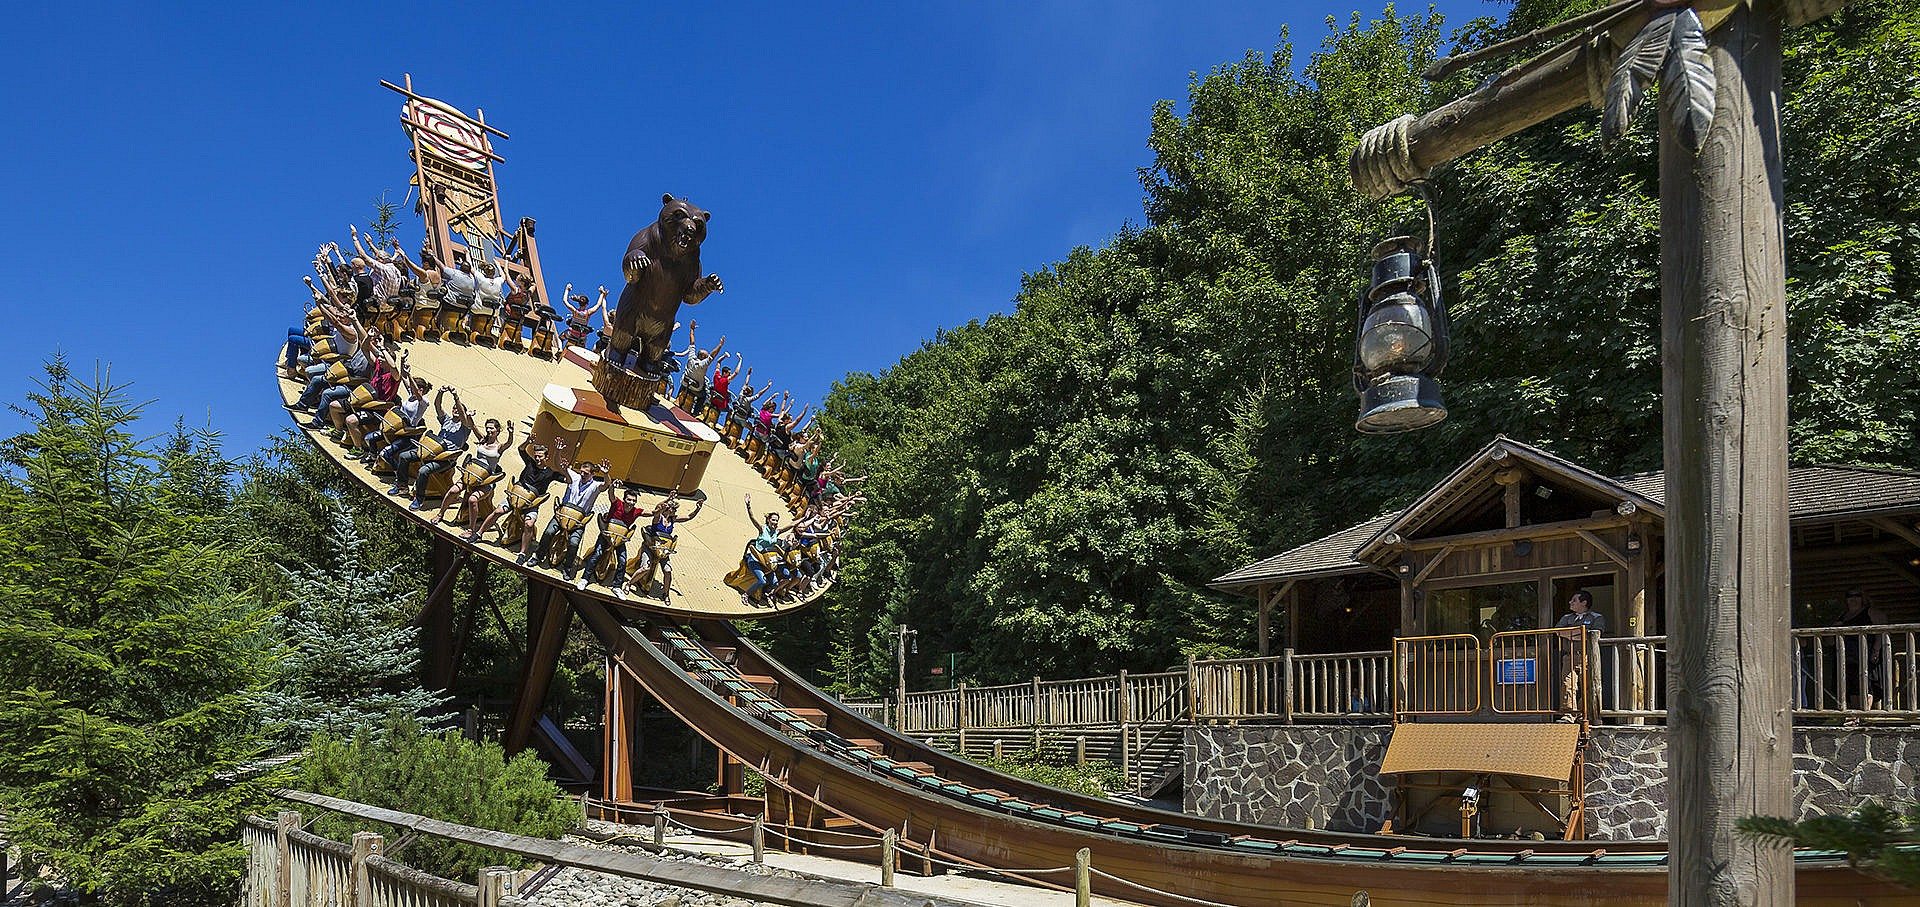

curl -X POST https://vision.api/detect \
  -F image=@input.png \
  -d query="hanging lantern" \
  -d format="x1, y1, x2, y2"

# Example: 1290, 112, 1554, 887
1353, 235, 1450, 433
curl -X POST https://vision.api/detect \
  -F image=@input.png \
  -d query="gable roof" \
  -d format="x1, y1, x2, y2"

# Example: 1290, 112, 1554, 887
1348, 437, 1664, 563
1212, 440, 1920, 593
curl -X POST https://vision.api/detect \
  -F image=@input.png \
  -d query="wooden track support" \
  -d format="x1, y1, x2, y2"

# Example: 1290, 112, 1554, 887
504, 583, 573, 754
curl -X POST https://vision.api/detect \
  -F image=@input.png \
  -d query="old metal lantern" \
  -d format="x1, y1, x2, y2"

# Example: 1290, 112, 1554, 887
1354, 236, 1450, 433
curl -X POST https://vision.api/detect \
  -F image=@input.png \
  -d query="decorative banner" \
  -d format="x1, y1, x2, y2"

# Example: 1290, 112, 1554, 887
403, 97, 492, 171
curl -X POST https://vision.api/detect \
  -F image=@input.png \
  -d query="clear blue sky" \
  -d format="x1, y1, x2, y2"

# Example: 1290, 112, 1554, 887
0, 1, 1496, 454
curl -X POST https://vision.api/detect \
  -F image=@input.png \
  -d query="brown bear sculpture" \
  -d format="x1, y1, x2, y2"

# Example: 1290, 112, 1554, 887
605, 194, 723, 380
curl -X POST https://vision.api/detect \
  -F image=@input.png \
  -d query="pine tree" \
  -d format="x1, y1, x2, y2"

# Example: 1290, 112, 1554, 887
264, 505, 446, 746
0, 359, 278, 905
368, 191, 402, 246
1740, 800, 1920, 889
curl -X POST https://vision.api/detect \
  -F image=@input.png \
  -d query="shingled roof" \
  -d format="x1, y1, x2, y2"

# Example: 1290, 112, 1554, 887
1210, 512, 1395, 589
1617, 464, 1920, 522
1213, 448, 1920, 592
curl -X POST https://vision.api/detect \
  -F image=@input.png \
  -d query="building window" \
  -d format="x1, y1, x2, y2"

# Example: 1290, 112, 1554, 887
1428, 581, 1539, 639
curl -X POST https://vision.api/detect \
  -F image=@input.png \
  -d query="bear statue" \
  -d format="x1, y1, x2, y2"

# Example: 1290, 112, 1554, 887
605, 193, 724, 380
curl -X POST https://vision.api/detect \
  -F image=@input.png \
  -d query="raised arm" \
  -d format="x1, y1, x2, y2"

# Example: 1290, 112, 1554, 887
708, 334, 727, 358
674, 497, 706, 523
432, 386, 449, 422
392, 245, 433, 280
743, 495, 764, 533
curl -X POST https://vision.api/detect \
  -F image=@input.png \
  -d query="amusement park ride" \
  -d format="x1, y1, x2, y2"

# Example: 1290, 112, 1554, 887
277, 78, 1912, 906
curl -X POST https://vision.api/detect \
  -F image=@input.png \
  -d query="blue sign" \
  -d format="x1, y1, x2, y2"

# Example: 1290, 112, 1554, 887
1496, 658, 1537, 685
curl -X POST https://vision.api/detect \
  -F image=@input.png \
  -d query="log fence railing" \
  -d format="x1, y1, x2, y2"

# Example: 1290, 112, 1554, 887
241, 812, 522, 907
855, 623, 1920, 732
249, 790, 960, 907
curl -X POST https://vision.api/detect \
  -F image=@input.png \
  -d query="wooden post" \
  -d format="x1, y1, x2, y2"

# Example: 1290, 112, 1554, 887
1073, 847, 1092, 907
1626, 520, 1649, 725
880, 829, 897, 887
1075, 735, 1087, 767
350, 831, 382, 907
504, 585, 572, 754
992, 739, 1004, 760
1119, 723, 1132, 787
1184, 654, 1198, 721
1282, 647, 1297, 725
1031, 676, 1043, 727
1117, 670, 1130, 725
1660, 4, 1791, 902
274, 811, 300, 907
751, 815, 765, 863
421, 537, 463, 693
1399, 579, 1416, 637
956, 682, 969, 732
1257, 585, 1272, 657
1285, 584, 1301, 652
652, 804, 668, 847
476, 866, 513, 907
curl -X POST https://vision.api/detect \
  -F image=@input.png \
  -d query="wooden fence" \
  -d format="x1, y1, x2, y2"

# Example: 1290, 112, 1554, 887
252, 790, 963, 907
241, 813, 520, 907
859, 624, 1920, 732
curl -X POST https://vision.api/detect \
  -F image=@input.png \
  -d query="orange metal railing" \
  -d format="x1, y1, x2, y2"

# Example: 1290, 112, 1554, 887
1487, 627, 1592, 720
1392, 634, 1482, 719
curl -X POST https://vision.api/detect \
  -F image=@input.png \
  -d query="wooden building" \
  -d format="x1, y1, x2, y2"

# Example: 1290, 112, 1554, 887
1214, 437, 1920, 657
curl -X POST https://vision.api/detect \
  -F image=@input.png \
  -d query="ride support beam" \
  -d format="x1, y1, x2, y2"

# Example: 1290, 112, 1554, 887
420, 536, 469, 693
505, 584, 573, 755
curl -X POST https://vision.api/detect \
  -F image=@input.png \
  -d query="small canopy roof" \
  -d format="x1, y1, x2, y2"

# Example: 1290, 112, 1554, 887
1378, 722, 1581, 783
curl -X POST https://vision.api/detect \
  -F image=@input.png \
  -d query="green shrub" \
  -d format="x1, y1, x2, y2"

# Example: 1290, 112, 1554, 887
977, 747, 1125, 798
298, 718, 579, 881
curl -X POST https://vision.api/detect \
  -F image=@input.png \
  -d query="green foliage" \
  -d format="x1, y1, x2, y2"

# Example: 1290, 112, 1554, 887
1740, 800, 1920, 889
299, 718, 580, 881
235, 431, 606, 728
773, 0, 1920, 692
0, 359, 279, 906
262, 506, 446, 746
369, 191, 402, 246
976, 748, 1125, 798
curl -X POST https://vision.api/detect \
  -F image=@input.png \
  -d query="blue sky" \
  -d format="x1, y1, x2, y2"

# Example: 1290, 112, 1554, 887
0, 1, 1497, 454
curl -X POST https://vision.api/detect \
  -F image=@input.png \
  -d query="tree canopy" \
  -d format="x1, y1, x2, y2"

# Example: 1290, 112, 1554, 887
766, 0, 1920, 692
0, 361, 278, 905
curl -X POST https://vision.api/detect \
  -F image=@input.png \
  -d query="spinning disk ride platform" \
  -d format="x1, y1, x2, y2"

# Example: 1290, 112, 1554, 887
278, 336, 820, 621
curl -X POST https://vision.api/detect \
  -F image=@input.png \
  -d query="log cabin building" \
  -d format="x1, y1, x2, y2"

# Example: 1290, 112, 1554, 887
1214, 437, 1920, 661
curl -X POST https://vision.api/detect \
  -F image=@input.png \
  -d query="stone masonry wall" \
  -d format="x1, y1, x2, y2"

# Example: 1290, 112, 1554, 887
1187, 724, 1920, 839
1184, 725, 1394, 832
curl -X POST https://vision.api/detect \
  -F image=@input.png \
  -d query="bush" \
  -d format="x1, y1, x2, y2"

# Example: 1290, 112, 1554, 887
298, 718, 580, 881
977, 747, 1125, 798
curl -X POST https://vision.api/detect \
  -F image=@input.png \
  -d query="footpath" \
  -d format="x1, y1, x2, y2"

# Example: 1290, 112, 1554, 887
527, 818, 1144, 907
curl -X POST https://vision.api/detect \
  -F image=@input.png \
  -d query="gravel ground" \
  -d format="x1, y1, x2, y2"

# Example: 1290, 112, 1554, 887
518, 819, 806, 907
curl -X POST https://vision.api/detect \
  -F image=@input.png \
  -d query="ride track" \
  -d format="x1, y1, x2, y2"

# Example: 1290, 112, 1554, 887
282, 342, 1912, 907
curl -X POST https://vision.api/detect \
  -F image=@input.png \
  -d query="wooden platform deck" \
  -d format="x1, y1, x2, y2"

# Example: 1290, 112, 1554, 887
279, 338, 821, 620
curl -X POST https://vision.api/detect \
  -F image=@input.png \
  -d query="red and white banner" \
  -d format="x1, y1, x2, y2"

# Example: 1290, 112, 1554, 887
403, 97, 492, 171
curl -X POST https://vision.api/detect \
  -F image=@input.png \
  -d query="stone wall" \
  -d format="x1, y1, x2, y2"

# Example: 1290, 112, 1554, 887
1582, 726, 1918, 840
1184, 725, 1393, 832
1186, 724, 1920, 839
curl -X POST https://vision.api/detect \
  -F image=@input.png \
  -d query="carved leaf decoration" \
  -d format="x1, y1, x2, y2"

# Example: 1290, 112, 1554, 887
1662, 6, 1716, 152
1603, 10, 1676, 145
